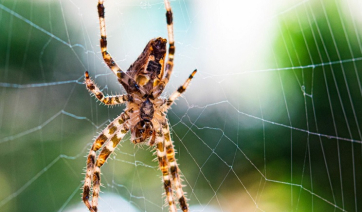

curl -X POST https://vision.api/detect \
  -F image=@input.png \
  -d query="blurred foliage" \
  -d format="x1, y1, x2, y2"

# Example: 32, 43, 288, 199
272, 0, 362, 211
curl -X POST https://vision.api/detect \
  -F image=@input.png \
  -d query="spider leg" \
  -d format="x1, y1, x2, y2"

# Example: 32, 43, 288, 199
162, 122, 188, 212
165, 69, 197, 109
85, 71, 130, 105
82, 112, 129, 212
97, 0, 145, 94
162, 0, 175, 86
91, 124, 129, 212
155, 129, 177, 212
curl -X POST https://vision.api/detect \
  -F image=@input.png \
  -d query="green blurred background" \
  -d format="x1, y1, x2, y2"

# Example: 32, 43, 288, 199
0, 0, 361, 211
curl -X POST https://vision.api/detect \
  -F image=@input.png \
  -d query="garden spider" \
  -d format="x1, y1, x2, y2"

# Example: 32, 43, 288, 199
82, 0, 196, 212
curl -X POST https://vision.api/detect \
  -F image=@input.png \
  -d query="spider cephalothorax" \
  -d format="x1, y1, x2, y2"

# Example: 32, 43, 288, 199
128, 95, 160, 145
82, 1, 196, 212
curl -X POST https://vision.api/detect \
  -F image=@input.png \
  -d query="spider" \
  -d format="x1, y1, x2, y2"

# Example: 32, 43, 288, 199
82, 0, 196, 212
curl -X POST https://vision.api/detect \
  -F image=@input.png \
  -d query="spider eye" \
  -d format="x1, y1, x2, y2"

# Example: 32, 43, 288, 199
149, 130, 153, 135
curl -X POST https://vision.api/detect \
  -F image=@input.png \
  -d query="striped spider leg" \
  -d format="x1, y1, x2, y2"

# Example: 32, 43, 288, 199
162, 122, 188, 211
162, 0, 175, 85
82, 111, 130, 211
97, 0, 145, 95
152, 0, 176, 97
154, 127, 177, 212
85, 71, 131, 105
164, 70, 197, 110
160, 70, 197, 212
82, 0, 197, 211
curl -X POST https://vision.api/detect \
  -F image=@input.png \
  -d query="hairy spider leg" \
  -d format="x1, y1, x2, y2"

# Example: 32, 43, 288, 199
85, 71, 130, 105
97, 0, 145, 95
155, 129, 177, 212
149, 0, 174, 98
162, 0, 175, 85
91, 124, 130, 212
165, 69, 197, 109
82, 113, 129, 211
162, 122, 189, 211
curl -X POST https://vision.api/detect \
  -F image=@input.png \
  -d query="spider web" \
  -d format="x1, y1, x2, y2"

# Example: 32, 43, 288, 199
0, 0, 361, 211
